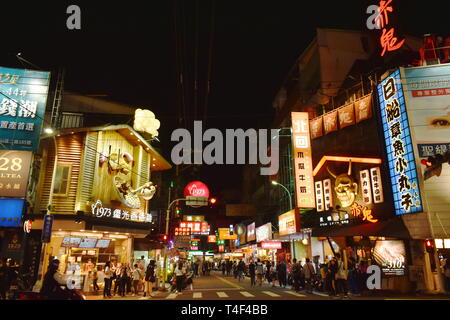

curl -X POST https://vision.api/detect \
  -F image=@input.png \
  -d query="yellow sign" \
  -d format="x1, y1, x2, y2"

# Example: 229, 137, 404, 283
218, 228, 237, 240
183, 215, 205, 222
278, 209, 300, 236
291, 112, 315, 208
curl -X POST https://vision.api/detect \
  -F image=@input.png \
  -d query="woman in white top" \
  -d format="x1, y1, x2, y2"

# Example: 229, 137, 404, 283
174, 261, 186, 293
103, 261, 112, 298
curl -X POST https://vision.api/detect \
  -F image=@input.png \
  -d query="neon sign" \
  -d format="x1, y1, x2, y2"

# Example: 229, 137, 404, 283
377, 69, 423, 215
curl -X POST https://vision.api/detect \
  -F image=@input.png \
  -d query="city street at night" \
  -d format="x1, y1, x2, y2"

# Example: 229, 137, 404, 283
1, 2, 450, 316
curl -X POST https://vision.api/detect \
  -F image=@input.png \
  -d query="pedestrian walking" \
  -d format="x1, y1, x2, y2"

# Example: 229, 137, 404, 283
226, 260, 232, 276
443, 258, 450, 293
174, 261, 186, 294
144, 260, 156, 297
221, 261, 226, 276
291, 258, 302, 292
335, 254, 349, 299
132, 264, 142, 296
265, 261, 272, 284
93, 267, 100, 293
270, 262, 277, 287
277, 260, 287, 288
103, 261, 112, 298
326, 258, 337, 296
347, 257, 360, 296
237, 260, 245, 282
256, 259, 264, 286
249, 260, 256, 287
304, 258, 316, 293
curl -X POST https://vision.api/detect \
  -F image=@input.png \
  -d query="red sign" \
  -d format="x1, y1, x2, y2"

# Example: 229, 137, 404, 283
179, 221, 210, 235
375, 0, 405, 56
208, 235, 217, 243
174, 227, 191, 236
261, 241, 282, 250
184, 181, 210, 198
218, 245, 224, 252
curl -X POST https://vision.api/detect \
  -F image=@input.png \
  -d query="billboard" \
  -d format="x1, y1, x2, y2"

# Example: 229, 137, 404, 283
218, 228, 237, 240
377, 69, 423, 215
256, 223, 272, 242
0, 66, 51, 151
0, 150, 32, 197
247, 222, 256, 242
291, 112, 315, 208
278, 209, 300, 236
373, 240, 406, 276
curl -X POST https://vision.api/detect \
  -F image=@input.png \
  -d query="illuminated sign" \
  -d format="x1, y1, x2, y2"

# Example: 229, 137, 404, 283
323, 179, 333, 210
360, 169, 373, 205
261, 241, 282, 250
256, 223, 272, 242
91, 200, 152, 223
216, 239, 225, 245
0, 150, 32, 198
179, 221, 210, 235
183, 215, 204, 222
373, 240, 406, 276
377, 69, 423, 215
174, 227, 191, 236
315, 181, 324, 212
23, 220, 32, 233
370, 167, 384, 203
278, 209, 300, 236
218, 228, 237, 240
208, 235, 217, 243
291, 112, 315, 208
0, 199, 24, 227
218, 245, 224, 252
184, 181, 210, 198
0, 66, 50, 151
247, 222, 256, 242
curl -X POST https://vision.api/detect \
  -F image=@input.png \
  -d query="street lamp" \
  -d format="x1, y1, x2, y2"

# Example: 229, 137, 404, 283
271, 180, 292, 210
271, 180, 295, 260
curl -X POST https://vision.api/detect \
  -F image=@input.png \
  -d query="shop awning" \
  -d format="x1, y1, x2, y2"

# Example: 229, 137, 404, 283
311, 218, 411, 239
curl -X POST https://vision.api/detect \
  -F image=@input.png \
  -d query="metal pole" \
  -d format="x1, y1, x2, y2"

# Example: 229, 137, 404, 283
161, 198, 186, 291
275, 182, 295, 260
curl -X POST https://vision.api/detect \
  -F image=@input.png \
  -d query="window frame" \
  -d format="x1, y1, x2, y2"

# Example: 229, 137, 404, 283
53, 162, 72, 197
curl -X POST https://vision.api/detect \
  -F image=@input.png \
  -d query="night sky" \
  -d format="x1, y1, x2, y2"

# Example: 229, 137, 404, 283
1, 0, 449, 193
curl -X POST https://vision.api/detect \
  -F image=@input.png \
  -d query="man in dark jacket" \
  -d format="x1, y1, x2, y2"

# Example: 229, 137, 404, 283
248, 261, 256, 287
291, 258, 302, 292
277, 260, 287, 288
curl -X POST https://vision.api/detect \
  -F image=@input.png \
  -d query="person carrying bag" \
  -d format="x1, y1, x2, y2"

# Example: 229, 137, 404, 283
335, 254, 349, 298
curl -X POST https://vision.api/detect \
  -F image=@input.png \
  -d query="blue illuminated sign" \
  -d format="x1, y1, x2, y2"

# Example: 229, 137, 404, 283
0, 66, 51, 151
377, 69, 423, 215
0, 198, 24, 227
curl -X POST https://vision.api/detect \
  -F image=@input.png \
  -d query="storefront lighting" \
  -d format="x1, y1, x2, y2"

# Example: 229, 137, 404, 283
436, 239, 444, 249
302, 239, 308, 245
44, 128, 54, 134
444, 239, 450, 249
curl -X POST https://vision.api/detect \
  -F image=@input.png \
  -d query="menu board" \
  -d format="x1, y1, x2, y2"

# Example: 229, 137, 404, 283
79, 238, 98, 248
61, 237, 81, 247
95, 239, 111, 248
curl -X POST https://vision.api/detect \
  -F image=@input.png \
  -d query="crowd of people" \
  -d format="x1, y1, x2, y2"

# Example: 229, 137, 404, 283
217, 254, 388, 298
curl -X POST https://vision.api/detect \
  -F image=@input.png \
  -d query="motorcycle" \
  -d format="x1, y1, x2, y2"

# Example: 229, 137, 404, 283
17, 286, 86, 300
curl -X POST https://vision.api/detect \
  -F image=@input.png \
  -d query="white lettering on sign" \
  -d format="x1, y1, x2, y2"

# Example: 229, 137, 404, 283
323, 179, 333, 211
360, 169, 373, 205
91, 200, 151, 223
370, 167, 384, 204
315, 181, 324, 212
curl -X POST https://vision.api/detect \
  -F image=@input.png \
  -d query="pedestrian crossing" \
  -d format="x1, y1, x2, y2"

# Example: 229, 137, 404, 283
163, 289, 313, 299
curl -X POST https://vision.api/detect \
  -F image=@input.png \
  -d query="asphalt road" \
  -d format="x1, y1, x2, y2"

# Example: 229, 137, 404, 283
85, 271, 450, 301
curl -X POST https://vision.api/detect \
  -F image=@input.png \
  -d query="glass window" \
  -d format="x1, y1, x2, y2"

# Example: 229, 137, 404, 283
53, 164, 71, 195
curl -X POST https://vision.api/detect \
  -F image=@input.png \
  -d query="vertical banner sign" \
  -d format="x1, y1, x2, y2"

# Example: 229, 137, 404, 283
315, 181, 324, 212
41, 214, 54, 243
370, 167, 384, 203
291, 112, 315, 208
377, 69, 423, 215
323, 179, 333, 211
0, 66, 51, 151
360, 169, 373, 205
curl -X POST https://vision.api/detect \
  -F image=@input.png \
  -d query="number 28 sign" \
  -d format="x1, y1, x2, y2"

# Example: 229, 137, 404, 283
0, 150, 32, 198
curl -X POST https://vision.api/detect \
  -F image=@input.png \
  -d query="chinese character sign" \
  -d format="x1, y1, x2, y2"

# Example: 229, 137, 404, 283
360, 169, 373, 205
370, 167, 385, 204
323, 179, 333, 210
377, 69, 423, 215
291, 112, 315, 208
315, 181, 324, 212
0, 66, 50, 151
0, 150, 32, 197
376, 0, 405, 56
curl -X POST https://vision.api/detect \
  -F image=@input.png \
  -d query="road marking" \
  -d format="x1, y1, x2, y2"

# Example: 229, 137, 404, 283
193, 292, 202, 299
240, 291, 255, 297
166, 293, 177, 299
217, 292, 229, 298
312, 291, 329, 297
262, 291, 281, 297
285, 291, 307, 297
214, 275, 244, 290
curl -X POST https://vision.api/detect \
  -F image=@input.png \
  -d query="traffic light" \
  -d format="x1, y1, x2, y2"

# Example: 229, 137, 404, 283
421, 152, 450, 180
425, 239, 435, 253
209, 197, 217, 205
175, 201, 181, 218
